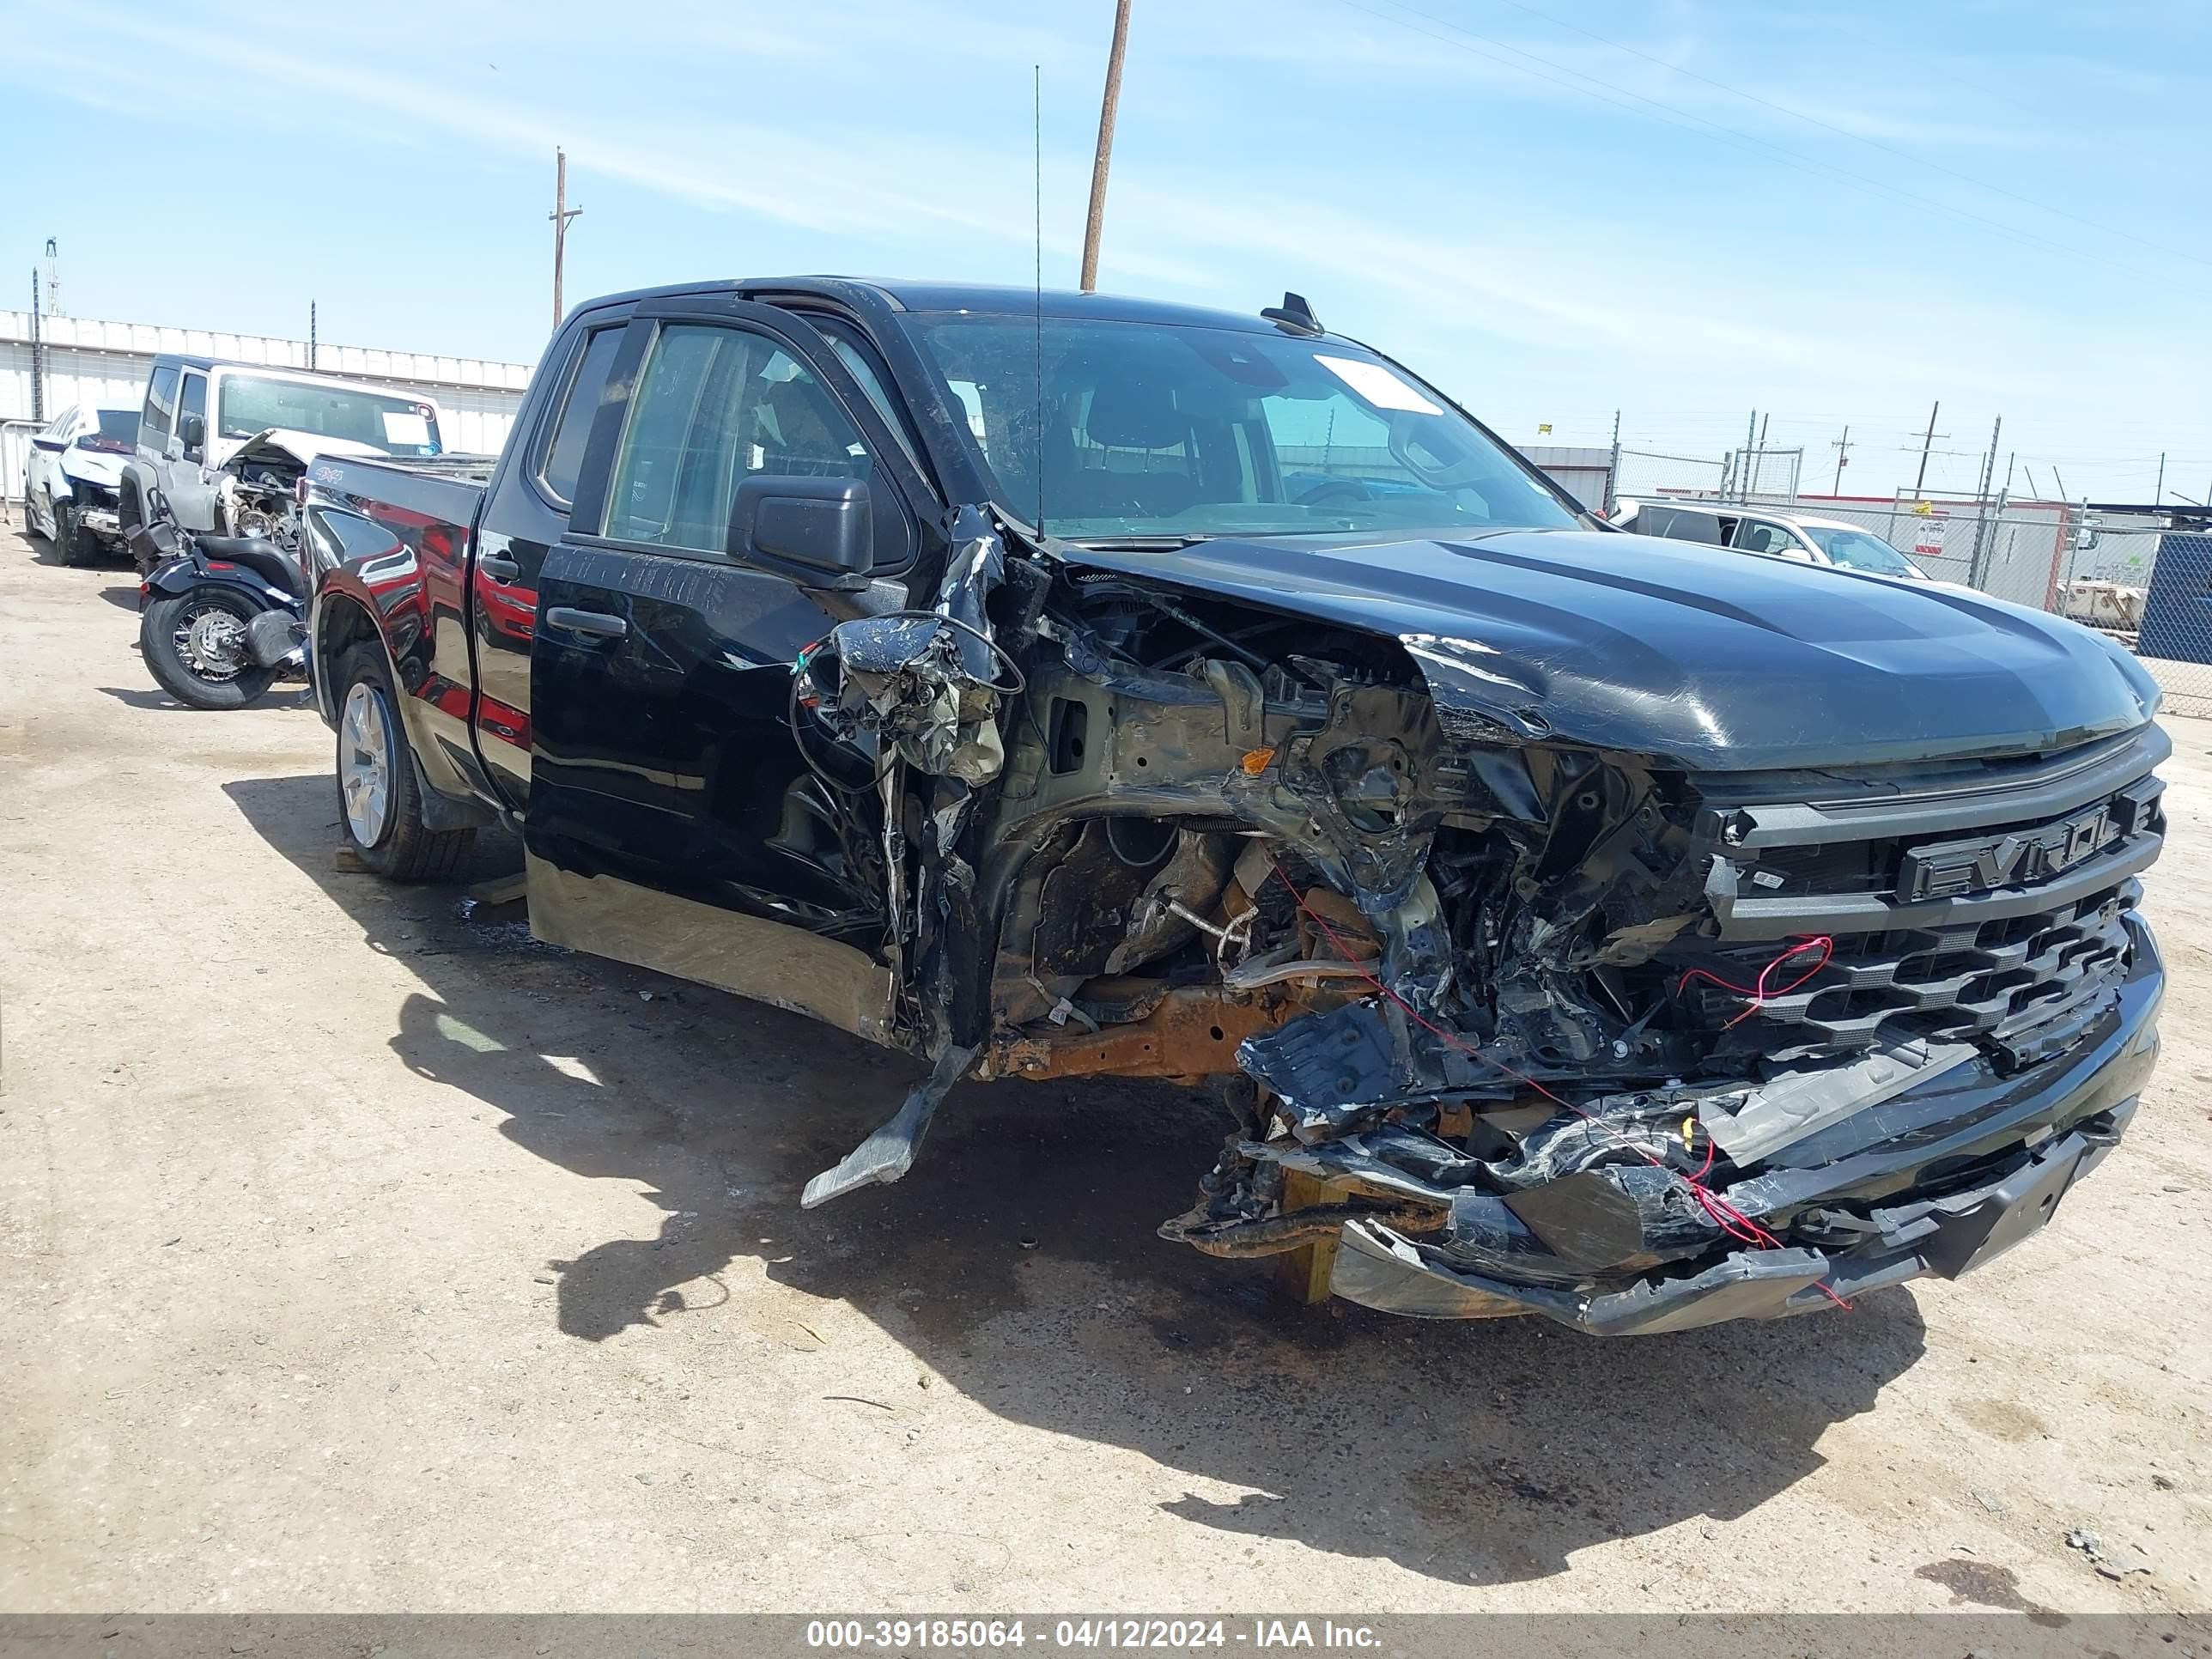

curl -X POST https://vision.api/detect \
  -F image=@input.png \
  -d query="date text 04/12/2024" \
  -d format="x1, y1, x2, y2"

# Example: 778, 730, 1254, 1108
804, 1620, 1383, 1650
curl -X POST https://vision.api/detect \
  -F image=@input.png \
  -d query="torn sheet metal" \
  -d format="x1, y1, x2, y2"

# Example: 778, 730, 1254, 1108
826, 612, 1007, 784
1695, 1037, 1977, 1164
802, 1042, 981, 1208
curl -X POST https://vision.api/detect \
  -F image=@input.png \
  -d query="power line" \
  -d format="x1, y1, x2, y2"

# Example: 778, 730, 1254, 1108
1323, 0, 2187, 274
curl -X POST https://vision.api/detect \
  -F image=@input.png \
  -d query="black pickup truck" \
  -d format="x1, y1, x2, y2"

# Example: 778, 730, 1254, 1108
302, 276, 2166, 1334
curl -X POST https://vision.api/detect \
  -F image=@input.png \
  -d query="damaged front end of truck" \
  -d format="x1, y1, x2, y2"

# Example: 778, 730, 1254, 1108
790, 509, 2167, 1334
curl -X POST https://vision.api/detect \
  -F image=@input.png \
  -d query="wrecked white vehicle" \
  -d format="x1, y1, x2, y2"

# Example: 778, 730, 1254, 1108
119, 354, 446, 568
24, 404, 138, 564
302, 278, 2166, 1334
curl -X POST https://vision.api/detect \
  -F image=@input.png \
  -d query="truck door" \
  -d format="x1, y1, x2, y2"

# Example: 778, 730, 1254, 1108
137, 365, 179, 488
464, 319, 628, 810
522, 299, 939, 1042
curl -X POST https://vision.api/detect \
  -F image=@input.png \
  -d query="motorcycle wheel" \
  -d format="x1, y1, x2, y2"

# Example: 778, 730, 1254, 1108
141, 589, 278, 709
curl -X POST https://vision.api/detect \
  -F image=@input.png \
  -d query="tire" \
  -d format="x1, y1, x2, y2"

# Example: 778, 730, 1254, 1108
334, 645, 477, 882
52, 501, 85, 567
141, 588, 279, 708
140, 592, 276, 708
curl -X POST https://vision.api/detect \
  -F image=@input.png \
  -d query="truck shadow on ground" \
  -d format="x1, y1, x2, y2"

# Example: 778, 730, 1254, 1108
227, 770, 1929, 1587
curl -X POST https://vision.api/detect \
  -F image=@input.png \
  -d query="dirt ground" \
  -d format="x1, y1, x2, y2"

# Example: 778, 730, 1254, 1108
1, 524, 2206, 1617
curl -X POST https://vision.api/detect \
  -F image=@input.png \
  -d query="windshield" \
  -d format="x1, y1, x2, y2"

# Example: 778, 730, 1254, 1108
899, 313, 1580, 543
216, 376, 442, 457
76, 410, 139, 453
1804, 525, 1922, 577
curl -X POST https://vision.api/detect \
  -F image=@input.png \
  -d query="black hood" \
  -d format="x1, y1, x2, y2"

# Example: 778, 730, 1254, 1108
1060, 529, 2161, 771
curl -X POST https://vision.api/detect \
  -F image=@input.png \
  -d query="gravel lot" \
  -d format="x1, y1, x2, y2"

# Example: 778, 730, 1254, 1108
2, 525, 2206, 1616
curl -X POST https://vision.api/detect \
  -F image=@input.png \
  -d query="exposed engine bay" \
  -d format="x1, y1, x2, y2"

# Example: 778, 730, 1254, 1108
143, 428, 392, 549
784, 513, 2167, 1334
209, 430, 326, 547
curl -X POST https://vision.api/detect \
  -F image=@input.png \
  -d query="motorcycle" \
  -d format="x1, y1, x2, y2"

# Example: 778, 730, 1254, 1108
130, 507, 309, 710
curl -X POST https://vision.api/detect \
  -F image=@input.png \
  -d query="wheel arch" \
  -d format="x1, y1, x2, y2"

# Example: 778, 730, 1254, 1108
313, 586, 495, 827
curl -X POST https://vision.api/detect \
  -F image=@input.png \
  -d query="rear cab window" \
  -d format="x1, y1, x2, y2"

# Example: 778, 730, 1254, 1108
532, 325, 626, 506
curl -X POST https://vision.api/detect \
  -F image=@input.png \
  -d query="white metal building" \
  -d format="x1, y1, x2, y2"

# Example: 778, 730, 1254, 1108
2, 308, 534, 502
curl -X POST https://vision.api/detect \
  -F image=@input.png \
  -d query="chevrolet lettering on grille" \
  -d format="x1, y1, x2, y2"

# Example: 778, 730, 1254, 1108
1899, 792, 2146, 902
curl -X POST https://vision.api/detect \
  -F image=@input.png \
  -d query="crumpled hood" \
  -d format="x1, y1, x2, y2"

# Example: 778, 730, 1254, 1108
222, 428, 389, 471
1062, 528, 2161, 771
58, 450, 124, 490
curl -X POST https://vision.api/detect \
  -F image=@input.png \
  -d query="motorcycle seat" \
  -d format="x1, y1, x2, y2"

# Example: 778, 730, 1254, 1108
197, 537, 304, 600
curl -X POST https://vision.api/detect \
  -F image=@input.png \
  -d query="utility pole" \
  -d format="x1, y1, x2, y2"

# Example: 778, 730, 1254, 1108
1831, 424, 1851, 494
27, 269, 44, 424
309, 301, 318, 371
2154, 452, 2166, 503
1911, 399, 1942, 495
1605, 408, 1620, 516
1978, 477, 2012, 592
1967, 415, 2001, 583
1739, 409, 1757, 501
1079, 0, 1135, 294
43, 237, 61, 319
550, 149, 583, 331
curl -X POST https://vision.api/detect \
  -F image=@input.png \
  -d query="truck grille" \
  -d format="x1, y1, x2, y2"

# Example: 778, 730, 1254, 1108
1693, 878, 2139, 1066
1682, 734, 2165, 1070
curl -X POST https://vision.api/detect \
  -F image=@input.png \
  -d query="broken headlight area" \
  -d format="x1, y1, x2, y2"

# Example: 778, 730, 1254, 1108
795, 547, 2166, 1329
61, 474, 119, 507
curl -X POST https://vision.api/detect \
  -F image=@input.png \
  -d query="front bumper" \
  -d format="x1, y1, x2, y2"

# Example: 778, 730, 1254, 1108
1331, 916, 2163, 1334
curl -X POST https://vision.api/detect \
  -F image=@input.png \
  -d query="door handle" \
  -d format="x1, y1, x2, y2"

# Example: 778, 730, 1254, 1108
544, 606, 629, 640
478, 553, 521, 582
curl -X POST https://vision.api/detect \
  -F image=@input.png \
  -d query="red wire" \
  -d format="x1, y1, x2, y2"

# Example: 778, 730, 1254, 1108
1677, 935, 1835, 1029
1263, 859, 1852, 1312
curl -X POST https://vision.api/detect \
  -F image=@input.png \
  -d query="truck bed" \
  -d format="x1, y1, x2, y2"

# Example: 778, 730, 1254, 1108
303, 451, 497, 530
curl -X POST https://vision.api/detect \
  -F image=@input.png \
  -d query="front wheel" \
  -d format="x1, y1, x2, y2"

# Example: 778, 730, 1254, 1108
335, 646, 476, 881
52, 502, 86, 567
140, 588, 277, 708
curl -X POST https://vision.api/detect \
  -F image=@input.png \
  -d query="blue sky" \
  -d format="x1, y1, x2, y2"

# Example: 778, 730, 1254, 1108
3, 0, 2207, 501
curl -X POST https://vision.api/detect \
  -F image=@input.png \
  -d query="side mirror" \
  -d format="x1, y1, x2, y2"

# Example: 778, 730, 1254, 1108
178, 412, 206, 453
727, 474, 873, 582
30, 435, 66, 453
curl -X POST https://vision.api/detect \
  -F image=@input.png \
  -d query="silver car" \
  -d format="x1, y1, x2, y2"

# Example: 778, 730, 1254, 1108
1612, 497, 1932, 580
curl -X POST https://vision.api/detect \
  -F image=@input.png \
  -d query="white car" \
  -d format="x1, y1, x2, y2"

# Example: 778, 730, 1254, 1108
25, 405, 140, 566
1611, 498, 1932, 580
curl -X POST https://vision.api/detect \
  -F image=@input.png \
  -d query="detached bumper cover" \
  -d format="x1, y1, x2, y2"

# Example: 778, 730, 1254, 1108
1333, 919, 2162, 1334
